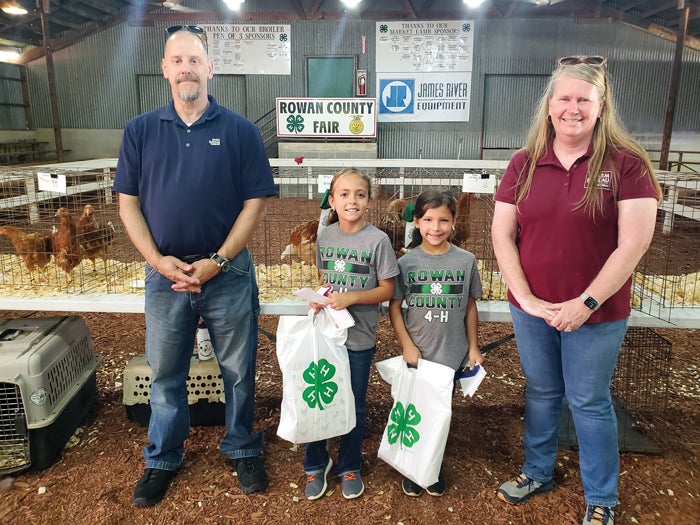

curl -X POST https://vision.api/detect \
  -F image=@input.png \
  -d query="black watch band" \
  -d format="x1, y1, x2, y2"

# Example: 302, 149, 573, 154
210, 253, 231, 272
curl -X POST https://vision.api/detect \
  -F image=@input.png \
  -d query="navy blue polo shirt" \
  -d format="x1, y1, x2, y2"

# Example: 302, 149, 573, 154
114, 96, 276, 257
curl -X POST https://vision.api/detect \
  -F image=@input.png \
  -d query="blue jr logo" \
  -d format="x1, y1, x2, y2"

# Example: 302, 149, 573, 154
379, 79, 414, 114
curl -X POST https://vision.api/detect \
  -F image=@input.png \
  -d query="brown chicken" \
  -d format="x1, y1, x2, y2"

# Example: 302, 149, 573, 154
53, 207, 83, 280
281, 219, 319, 265
451, 192, 473, 247
0, 225, 53, 280
77, 204, 115, 271
377, 198, 407, 257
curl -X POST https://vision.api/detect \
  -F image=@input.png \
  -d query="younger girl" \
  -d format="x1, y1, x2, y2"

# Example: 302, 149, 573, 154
304, 168, 399, 500
389, 188, 483, 497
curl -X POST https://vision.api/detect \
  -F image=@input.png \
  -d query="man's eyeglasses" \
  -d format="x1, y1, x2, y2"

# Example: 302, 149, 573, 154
165, 25, 208, 53
558, 55, 607, 68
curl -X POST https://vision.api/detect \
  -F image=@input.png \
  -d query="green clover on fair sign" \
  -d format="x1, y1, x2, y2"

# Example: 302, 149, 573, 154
387, 401, 421, 447
302, 358, 338, 410
286, 114, 304, 133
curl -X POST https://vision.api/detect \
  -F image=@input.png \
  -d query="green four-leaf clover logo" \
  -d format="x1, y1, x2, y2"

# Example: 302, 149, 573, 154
387, 401, 421, 447
302, 358, 338, 410
286, 114, 304, 133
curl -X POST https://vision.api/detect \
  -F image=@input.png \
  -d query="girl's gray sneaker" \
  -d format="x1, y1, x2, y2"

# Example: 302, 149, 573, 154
341, 470, 364, 499
305, 459, 333, 500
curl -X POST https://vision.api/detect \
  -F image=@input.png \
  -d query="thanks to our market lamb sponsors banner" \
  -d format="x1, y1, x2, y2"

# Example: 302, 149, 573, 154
276, 98, 377, 138
201, 24, 291, 75
375, 20, 474, 122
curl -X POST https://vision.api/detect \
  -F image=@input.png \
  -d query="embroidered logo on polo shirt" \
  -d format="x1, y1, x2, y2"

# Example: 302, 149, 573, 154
209, 138, 221, 146
584, 171, 612, 190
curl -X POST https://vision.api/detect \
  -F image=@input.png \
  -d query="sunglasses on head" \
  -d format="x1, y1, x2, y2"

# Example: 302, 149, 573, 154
558, 55, 607, 67
165, 25, 208, 52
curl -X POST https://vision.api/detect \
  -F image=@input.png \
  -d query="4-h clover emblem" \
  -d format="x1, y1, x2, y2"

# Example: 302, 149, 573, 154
333, 260, 346, 272
430, 282, 443, 295
286, 114, 304, 133
379, 24, 388, 33
462, 23, 471, 32
302, 358, 338, 410
279, 33, 288, 42
387, 401, 421, 447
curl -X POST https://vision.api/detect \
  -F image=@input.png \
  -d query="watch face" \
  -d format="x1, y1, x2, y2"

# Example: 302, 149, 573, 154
584, 297, 598, 310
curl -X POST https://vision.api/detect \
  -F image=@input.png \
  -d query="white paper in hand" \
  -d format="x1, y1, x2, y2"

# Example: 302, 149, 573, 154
457, 364, 487, 397
293, 288, 355, 330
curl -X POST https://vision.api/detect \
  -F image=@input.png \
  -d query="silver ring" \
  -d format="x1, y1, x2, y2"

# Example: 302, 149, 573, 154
564, 328, 572, 333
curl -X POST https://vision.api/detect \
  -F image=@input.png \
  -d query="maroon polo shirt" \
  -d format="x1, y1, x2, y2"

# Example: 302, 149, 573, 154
494, 143, 659, 323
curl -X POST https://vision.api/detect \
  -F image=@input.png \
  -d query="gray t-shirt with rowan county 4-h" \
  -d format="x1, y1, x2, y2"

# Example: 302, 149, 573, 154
316, 222, 399, 351
393, 244, 483, 371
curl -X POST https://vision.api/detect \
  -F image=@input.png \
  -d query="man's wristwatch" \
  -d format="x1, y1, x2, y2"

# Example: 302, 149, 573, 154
580, 292, 600, 311
210, 253, 231, 272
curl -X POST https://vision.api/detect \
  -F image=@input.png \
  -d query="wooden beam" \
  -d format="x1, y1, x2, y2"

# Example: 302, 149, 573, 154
659, 4, 690, 171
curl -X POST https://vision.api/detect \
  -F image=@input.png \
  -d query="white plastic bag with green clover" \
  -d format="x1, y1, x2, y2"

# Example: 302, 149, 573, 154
376, 356, 454, 488
276, 309, 356, 444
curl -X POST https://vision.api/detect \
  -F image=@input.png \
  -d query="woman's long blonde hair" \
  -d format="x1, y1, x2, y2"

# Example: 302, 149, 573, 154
516, 62, 661, 216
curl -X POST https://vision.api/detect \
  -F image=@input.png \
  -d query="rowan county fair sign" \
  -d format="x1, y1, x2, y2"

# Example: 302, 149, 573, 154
276, 98, 377, 138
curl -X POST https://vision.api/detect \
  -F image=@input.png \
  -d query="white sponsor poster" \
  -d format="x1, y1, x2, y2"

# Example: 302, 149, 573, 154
376, 72, 470, 122
376, 20, 473, 122
202, 24, 291, 75
276, 98, 377, 138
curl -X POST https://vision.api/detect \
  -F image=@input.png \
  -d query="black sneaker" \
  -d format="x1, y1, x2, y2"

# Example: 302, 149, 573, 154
426, 471, 445, 496
235, 456, 269, 494
401, 476, 423, 497
132, 468, 178, 507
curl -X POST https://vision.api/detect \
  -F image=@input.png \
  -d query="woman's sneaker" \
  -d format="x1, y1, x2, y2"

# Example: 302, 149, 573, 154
582, 505, 614, 525
305, 459, 333, 500
497, 473, 555, 504
401, 476, 423, 497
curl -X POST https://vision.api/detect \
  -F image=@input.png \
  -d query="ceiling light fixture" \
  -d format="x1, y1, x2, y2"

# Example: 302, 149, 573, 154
340, 0, 362, 8
1, 2, 28, 15
222, 0, 245, 11
463, 0, 486, 7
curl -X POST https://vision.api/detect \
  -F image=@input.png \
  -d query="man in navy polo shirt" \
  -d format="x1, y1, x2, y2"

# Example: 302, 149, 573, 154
114, 26, 276, 507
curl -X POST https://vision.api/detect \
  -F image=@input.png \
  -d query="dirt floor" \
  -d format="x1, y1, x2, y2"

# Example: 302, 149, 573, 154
0, 312, 698, 525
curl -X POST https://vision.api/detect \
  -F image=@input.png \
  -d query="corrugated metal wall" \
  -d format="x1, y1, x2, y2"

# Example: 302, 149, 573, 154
15, 17, 700, 159
0, 63, 27, 130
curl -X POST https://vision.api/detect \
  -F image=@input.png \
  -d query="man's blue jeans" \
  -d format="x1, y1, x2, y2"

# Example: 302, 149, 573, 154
142, 248, 263, 471
304, 346, 376, 476
510, 304, 627, 508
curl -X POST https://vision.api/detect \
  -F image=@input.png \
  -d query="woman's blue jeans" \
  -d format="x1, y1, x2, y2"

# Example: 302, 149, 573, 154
304, 346, 376, 476
510, 304, 627, 508
142, 248, 264, 471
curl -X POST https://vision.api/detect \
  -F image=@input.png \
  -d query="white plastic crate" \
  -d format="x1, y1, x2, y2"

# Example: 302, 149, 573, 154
122, 355, 225, 427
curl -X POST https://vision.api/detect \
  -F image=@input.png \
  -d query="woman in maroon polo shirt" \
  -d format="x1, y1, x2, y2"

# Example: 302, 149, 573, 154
491, 56, 661, 525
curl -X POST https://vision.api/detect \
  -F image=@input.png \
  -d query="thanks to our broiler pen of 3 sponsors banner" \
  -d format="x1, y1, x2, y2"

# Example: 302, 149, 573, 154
201, 24, 291, 75
276, 98, 377, 138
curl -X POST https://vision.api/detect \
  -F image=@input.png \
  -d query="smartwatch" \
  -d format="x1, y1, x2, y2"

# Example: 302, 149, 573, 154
210, 253, 231, 272
580, 292, 599, 311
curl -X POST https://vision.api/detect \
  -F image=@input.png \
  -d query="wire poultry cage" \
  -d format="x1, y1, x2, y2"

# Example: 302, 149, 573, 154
0, 161, 698, 323
559, 326, 672, 454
